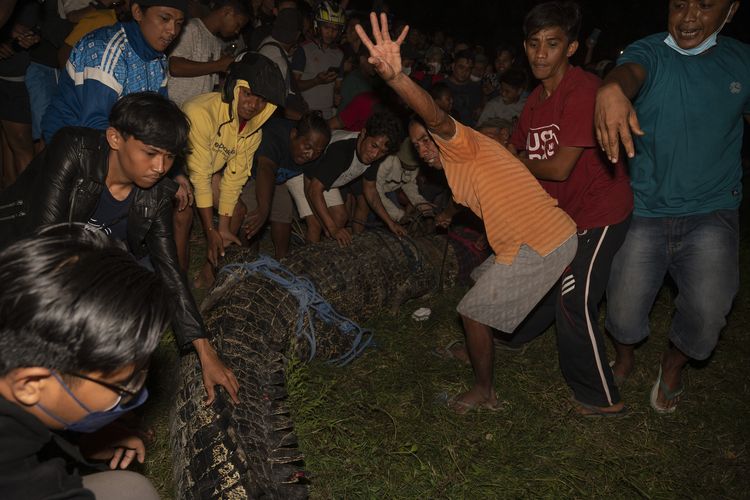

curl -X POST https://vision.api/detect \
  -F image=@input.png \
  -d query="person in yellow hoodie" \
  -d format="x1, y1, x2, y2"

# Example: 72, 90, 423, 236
183, 52, 286, 287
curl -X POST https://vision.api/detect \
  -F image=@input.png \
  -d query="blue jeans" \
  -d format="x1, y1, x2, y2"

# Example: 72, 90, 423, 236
24, 62, 59, 141
605, 210, 739, 360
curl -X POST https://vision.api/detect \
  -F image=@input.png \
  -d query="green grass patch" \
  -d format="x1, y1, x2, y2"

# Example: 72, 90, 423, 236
286, 282, 750, 498
141, 207, 750, 498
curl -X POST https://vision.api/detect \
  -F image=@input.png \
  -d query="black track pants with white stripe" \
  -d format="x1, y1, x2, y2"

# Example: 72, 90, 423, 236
556, 218, 631, 407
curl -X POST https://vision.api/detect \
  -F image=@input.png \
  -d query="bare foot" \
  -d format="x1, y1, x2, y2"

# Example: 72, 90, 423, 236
448, 386, 499, 415
611, 343, 635, 384
444, 342, 470, 365
193, 262, 216, 290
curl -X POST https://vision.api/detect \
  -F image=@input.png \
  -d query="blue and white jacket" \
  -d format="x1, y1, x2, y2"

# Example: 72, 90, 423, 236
42, 21, 168, 143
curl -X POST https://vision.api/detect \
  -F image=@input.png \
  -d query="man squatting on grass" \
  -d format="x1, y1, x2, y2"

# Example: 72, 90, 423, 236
356, 14, 578, 413
184, 52, 286, 288
0, 93, 240, 405
0, 224, 169, 499
596, 0, 749, 413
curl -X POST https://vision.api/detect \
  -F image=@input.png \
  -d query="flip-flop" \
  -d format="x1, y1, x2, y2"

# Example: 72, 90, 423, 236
650, 365, 684, 414
571, 398, 628, 418
431, 340, 471, 365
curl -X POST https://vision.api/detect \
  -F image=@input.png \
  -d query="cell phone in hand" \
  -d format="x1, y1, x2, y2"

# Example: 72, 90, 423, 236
327, 66, 339, 74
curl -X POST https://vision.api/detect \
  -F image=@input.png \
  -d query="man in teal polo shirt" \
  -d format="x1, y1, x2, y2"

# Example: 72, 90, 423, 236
595, 0, 749, 414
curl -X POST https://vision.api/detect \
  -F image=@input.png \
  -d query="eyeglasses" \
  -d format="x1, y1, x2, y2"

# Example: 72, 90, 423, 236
68, 368, 148, 403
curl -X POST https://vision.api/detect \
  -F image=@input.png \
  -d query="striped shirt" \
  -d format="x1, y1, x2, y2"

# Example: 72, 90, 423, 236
433, 119, 575, 264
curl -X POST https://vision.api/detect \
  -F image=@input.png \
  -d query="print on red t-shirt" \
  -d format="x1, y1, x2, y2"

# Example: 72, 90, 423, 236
526, 124, 561, 160
511, 66, 633, 230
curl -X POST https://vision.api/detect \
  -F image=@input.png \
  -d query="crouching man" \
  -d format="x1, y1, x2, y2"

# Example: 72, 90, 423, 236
183, 51, 286, 288
0, 92, 240, 405
0, 224, 169, 499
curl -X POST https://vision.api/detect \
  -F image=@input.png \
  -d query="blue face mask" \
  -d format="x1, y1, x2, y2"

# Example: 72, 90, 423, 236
664, 8, 732, 56
37, 372, 149, 433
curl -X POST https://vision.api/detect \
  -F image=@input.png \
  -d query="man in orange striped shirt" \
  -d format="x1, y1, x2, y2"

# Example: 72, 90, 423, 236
357, 13, 577, 413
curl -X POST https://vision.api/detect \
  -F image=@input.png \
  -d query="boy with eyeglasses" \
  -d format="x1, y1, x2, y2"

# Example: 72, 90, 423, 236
0, 223, 169, 499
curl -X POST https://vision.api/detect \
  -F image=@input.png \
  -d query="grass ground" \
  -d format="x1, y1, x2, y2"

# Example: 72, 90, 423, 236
138, 204, 750, 499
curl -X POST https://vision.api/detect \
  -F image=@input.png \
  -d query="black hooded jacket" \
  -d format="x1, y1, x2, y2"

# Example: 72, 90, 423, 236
0, 127, 204, 349
0, 396, 94, 499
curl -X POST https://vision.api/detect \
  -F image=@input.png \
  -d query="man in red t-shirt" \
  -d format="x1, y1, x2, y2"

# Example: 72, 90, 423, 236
508, 2, 633, 416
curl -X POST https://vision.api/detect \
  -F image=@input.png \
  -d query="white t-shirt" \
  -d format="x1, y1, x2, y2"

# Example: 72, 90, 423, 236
167, 18, 224, 106
292, 40, 343, 119
477, 94, 527, 125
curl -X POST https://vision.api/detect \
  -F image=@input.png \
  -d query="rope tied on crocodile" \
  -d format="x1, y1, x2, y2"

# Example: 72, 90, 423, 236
220, 255, 374, 366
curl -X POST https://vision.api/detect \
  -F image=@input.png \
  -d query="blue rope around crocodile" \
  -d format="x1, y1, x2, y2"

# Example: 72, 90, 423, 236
219, 255, 374, 366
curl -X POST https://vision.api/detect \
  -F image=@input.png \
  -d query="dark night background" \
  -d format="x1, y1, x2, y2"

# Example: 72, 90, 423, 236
347, 0, 749, 62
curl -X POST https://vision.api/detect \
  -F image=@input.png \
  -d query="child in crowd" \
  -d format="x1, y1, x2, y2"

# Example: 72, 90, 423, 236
477, 67, 527, 126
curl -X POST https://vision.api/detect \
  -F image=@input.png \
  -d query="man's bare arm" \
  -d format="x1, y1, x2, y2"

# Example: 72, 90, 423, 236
244, 157, 277, 239
305, 177, 339, 237
363, 179, 406, 236
169, 55, 233, 78
521, 146, 584, 182
595, 62, 647, 163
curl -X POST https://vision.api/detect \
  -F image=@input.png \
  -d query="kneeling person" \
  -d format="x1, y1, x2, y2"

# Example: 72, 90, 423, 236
241, 112, 331, 259
0, 224, 169, 499
292, 110, 407, 246
183, 52, 285, 286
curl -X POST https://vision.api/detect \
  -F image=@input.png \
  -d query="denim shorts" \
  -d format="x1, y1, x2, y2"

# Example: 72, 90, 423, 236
24, 62, 58, 141
605, 210, 740, 360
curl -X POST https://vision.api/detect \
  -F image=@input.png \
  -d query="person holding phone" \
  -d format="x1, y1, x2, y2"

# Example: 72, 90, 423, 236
291, 0, 345, 119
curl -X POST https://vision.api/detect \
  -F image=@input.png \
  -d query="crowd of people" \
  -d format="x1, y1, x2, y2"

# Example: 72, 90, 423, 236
0, 0, 748, 497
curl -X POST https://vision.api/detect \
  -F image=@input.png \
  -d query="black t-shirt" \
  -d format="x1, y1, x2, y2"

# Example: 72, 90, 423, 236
86, 187, 134, 242
254, 117, 320, 184
305, 130, 381, 189
444, 79, 482, 127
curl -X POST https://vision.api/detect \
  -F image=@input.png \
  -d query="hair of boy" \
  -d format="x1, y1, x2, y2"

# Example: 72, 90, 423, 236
523, 1, 582, 42
453, 49, 475, 64
494, 42, 518, 60
109, 92, 191, 157
211, 0, 251, 17
133, 0, 188, 14
428, 82, 453, 101
296, 111, 332, 143
363, 110, 403, 156
500, 67, 529, 90
478, 117, 512, 131
0, 223, 171, 377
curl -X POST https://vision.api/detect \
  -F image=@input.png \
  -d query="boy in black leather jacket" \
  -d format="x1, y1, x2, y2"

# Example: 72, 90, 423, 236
0, 92, 240, 405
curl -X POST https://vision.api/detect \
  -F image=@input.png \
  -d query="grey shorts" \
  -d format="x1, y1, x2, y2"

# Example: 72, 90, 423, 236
240, 179, 296, 224
457, 235, 577, 332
